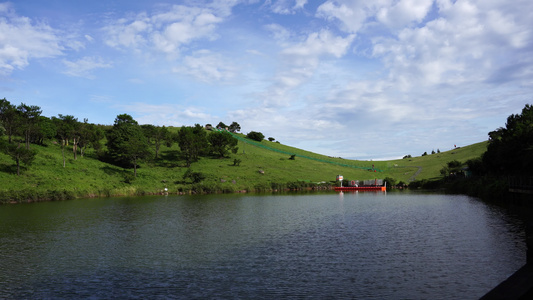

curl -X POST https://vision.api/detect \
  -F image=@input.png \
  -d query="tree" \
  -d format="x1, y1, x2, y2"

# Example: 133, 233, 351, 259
217, 122, 227, 129
3, 142, 36, 175
483, 104, 533, 175
17, 103, 42, 150
177, 124, 208, 167
0, 98, 17, 143
53, 114, 78, 167
246, 131, 264, 142
34, 116, 56, 145
208, 131, 238, 158
142, 124, 170, 159
78, 120, 104, 157
228, 121, 241, 133
106, 114, 150, 177
440, 160, 463, 177
268, 137, 275, 142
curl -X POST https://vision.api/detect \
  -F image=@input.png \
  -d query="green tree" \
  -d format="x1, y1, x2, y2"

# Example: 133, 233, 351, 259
440, 160, 463, 177
3, 142, 36, 175
177, 124, 208, 167
52, 114, 78, 167
246, 131, 264, 142
78, 120, 104, 157
17, 103, 42, 150
483, 104, 533, 175
0, 98, 18, 143
208, 131, 238, 158
217, 122, 227, 129
34, 116, 57, 145
142, 124, 170, 159
228, 121, 241, 133
106, 114, 150, 177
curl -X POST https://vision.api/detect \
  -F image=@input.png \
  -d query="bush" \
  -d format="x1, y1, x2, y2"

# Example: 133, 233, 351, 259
246, 131, 264, 142
183, 168, 206, 183
384, 177, 396, 187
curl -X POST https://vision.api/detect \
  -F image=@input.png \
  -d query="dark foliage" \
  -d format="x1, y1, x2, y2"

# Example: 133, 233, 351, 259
482, 104, 533, 175
246, 131, 264, 142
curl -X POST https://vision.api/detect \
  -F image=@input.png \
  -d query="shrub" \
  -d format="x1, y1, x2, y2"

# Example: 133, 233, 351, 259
246, 131, 264, 142
183, 168, 206, 183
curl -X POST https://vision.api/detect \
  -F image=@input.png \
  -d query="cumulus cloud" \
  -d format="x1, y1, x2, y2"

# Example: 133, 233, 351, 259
372, 0, 533, 87
316, 1, 373, 33
0, 4, 65, 74
376, 0, 433, 28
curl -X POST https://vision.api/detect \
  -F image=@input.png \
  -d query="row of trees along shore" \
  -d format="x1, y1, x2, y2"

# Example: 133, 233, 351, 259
0, 98, 242, 176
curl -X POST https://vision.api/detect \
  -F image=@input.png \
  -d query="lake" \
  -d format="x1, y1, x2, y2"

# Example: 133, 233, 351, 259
0, 191, 526, 299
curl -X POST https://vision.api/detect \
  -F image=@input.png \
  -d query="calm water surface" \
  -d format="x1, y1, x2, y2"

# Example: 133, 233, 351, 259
0, 191, 526, 299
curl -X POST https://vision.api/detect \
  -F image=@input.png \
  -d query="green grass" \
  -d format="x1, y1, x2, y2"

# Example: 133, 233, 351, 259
0, 133, 488, 202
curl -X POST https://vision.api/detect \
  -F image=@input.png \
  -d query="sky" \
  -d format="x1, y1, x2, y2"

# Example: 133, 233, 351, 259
1, 0, 532, 160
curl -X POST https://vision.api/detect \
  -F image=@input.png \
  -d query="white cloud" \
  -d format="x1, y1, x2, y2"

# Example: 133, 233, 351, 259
371, 0, 533, 88
282, 29, 354, 58
269, 0, 308, 14
0, 4, 65, 74
173, 50, 237, 83
316, 1, 374, 34
103, 4, 229, 57
260, 28, 355, 107
376, 0, 433, 28
62, 56, 112, 78
103, 14, 152, 49
265, 23, 293, 42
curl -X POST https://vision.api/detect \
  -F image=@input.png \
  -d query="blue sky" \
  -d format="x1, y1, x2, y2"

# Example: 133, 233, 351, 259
1, 0, 532, 160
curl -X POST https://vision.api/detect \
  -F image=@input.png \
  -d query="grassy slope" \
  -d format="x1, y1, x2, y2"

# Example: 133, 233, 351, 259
0, 132, 488, 199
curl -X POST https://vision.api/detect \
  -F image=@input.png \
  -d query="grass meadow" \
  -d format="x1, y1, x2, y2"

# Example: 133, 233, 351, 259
0, 131, 488, 203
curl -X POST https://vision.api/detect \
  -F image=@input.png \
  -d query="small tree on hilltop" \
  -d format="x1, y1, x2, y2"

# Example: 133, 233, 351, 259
247, 131, 264, 142
228, 122, 241, 133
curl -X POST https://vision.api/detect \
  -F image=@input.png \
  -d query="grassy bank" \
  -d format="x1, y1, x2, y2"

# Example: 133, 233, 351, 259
0, 133, 488, 203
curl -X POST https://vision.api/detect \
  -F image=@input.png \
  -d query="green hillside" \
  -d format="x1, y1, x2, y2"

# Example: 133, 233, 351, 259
0, 130, 488, 203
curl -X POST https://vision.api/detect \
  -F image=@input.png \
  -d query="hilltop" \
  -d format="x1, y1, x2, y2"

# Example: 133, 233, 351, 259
0, 127, 488, 203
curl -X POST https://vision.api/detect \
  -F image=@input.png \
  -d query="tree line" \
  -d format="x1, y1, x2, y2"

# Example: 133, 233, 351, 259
0, 98, 240, 177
